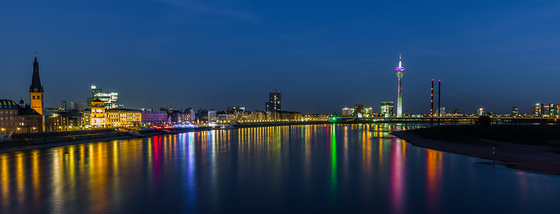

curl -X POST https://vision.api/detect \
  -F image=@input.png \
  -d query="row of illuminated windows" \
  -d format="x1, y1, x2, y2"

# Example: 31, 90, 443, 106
0, 123, 14, 127
0, 117, 15, 121
94, 114, 141, 117
19, 120, 39, 125
0, 111, 16, 115
91, 109, 105, 113
108, 119, 140, 122
0, 106, 15, 110
107, 114, 140, 117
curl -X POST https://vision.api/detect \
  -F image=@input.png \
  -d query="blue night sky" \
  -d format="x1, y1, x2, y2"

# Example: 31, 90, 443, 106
1, 0, 559, 114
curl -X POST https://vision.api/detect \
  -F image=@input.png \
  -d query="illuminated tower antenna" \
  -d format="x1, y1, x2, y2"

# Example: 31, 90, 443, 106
395, 54, 405, 117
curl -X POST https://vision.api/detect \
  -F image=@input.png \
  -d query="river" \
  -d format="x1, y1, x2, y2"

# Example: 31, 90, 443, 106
0, 124, 558, 213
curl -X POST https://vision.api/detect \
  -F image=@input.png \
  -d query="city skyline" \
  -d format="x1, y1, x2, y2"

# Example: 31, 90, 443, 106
1, 51, 557, 115
1, 1, 560, 114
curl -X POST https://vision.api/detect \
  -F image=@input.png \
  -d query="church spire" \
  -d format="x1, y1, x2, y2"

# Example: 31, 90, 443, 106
30, 51, 43, 92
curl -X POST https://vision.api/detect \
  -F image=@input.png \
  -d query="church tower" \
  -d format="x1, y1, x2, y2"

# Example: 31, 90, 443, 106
30, 51, 44, 115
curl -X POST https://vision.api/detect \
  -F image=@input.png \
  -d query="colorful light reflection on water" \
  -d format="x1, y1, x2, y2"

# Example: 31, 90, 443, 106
0, 124, 558, 213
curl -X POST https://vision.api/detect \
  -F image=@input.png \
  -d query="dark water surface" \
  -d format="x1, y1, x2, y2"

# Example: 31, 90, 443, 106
0, 124, 558, 213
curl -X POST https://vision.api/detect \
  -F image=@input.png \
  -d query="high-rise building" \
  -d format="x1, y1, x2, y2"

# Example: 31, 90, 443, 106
544, 105, 550, 116
395, 54, 405, 117
380, 101, 394, 117
353, 104, 364, 117
265, 89, 282, 112
363, 107, 373, 115
89, 84, 119, 109
452, 109, 462, 115
511, 107, 519, 117
342, 107, 354, 116
477, 108, 484, 116
29, 51, 44, 115
57, 100, 67, 111
185, 108, 196, 123
437, 107, 446, 115
91, 84, 102, 98
208, 110, 217, 124
550, 104, 557, 117
532, 104, 542, 117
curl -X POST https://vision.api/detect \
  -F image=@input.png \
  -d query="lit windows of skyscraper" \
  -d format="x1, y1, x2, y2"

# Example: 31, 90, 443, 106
544, 105, 550, 117
57, 100, 67, 111
531, 104, 542, 117
380, 101, 394, 117
550, 104, 557, 118
511, 107, 519, 117
341, 107, 354, 116
88, 84, 119, 109
437, 107, 446, 116
353, 104, 364, 117
363, 107, 373, 115
265, 89, 282, 112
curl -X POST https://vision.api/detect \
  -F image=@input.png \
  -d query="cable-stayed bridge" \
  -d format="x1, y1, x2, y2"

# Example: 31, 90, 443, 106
337, 80, 560, 125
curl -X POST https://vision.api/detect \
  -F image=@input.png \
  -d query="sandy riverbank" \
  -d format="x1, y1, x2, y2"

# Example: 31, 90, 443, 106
392, 127, 560, 175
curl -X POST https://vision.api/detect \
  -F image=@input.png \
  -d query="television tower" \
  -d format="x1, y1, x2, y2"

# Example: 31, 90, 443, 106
395, 54, 405, 117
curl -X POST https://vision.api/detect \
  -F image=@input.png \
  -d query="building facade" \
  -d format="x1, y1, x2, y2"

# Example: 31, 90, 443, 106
0, 100, 19, 134
511, 107, 519, 117
141, 110, 168, 125
265, 89, 282, 112
207, 110, 217, 124
105, 109, 141, 127
18, 98, 42, 133
90, 99, 106, 127
532, 104, 542, 117
342, 107, 354, 116
0, 99, 42, 134
167, 110, 194, 125
353, 104, 364, 117
269, 111, 302, 121
380, 101, 394, 117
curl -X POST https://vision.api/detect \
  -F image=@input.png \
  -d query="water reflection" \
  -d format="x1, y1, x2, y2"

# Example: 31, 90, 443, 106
426, 149, 443, 212
329, 125, 338, 208
1, 153, 8, 208
390, 139, 406, 214
0, 124, 558, 213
